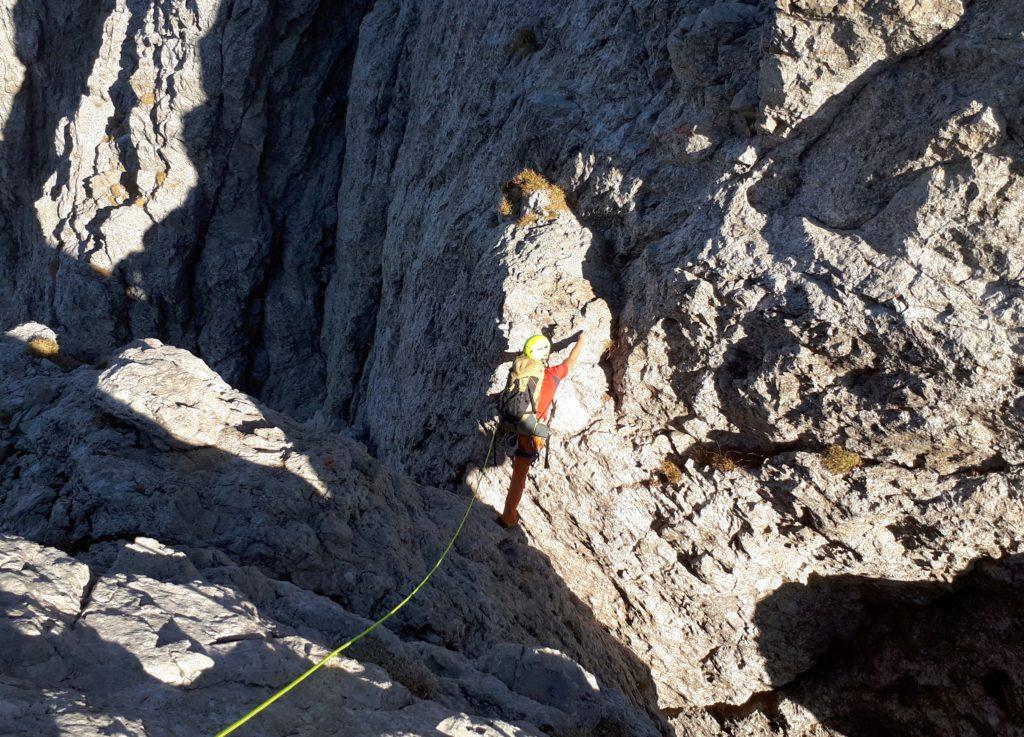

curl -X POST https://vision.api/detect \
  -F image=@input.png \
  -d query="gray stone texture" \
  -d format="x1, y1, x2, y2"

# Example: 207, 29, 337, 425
324, 0, 1024, 723
0, 0, 369, 419
2, 0, 1024, 735
0, 327, 660, 736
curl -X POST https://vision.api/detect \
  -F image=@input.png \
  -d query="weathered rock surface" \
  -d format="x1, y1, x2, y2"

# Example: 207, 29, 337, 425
1, 532, 632, 737
0, 0, 369, 418
320, 0, 1024, 727
2, 0, 1024, 735
0, 325, 659, 736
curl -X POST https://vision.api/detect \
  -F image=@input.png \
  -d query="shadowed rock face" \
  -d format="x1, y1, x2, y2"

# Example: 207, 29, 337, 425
1, 0, 1024, 735
0, 0, 370, 418
0, 325, 662, 737
746, 555, 1024, 737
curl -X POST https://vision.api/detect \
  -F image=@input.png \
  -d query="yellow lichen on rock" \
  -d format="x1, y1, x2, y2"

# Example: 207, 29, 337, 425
823, 444, 862, 475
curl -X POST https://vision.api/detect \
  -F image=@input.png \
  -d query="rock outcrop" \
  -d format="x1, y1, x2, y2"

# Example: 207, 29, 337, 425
3, 530, 661, 737
0, 0, 370, 418
321, 0, 1024, 725
2, 0, 1024, 735
0, 323, 659, 736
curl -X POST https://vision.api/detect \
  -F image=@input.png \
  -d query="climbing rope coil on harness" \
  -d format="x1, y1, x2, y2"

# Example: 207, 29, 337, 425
213, 427, 499, 737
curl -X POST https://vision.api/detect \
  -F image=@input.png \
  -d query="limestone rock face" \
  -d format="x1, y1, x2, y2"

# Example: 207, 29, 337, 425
0, 328, 659, 737
2, 0, 1024, 735
0, 0, 370, 419
321, 0, 1024, 725
0, 532, 636, 737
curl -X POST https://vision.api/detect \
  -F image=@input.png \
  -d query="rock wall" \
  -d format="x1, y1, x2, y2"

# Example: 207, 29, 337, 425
0, 323, 660, 736
328, 0, 1022, 491
0, 0, 369, 418
319, 0, 1024, 728
2, 0, 1024, 735
2, 528, 668, 737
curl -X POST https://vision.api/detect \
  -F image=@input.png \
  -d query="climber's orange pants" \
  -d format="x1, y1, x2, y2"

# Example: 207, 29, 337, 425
499, 434, 542, 527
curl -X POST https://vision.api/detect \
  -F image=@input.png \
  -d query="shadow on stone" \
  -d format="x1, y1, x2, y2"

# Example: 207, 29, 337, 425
0, 2, 666, 730
0, 326, 666, 734
745, 554, 1024, 736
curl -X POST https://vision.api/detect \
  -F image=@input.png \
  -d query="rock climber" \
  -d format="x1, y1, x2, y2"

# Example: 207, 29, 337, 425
496, 330, 585, 528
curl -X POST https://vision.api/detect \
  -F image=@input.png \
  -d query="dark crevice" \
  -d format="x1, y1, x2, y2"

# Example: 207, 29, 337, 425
59, 532, 144, 557
71, 569, 100, 627
575, 195, 633, 413
937, 452, 1010, 480
677, 436, 806, 471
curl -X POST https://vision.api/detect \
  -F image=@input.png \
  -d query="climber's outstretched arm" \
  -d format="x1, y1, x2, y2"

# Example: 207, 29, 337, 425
563, 331, 586, 374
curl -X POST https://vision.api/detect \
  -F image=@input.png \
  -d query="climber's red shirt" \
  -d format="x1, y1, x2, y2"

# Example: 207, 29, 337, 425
536, 362, 569, 420
515, 361, 570, 460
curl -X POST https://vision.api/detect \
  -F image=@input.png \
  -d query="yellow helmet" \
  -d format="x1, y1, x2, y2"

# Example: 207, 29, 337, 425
523, 334, 551, 361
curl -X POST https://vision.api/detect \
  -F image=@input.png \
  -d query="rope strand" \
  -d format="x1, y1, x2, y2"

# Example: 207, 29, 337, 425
214, 425, 499, 737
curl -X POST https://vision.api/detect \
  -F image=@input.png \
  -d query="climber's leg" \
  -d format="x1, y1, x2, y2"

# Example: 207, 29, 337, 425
498, 434, 539, 527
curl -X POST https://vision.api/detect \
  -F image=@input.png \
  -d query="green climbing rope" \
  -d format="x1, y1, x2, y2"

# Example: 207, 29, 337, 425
213, 424, 499, 737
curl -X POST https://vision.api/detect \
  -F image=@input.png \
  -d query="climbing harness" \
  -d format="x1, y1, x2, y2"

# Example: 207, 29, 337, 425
213, 425, 499, 737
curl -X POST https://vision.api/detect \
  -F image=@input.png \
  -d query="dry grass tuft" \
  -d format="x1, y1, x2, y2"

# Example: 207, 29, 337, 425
26, 336, 60, 359
659, 459, 683, 485
510, 169, 568, 210
499, 168, 569, 227
707, 451, 737, 473
691, 447, 738, 473
517, 210, 541, 228
822, 444, 862, 475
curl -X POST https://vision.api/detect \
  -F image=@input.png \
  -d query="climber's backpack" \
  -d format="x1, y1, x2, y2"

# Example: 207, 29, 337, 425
498, 355, 545, 426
